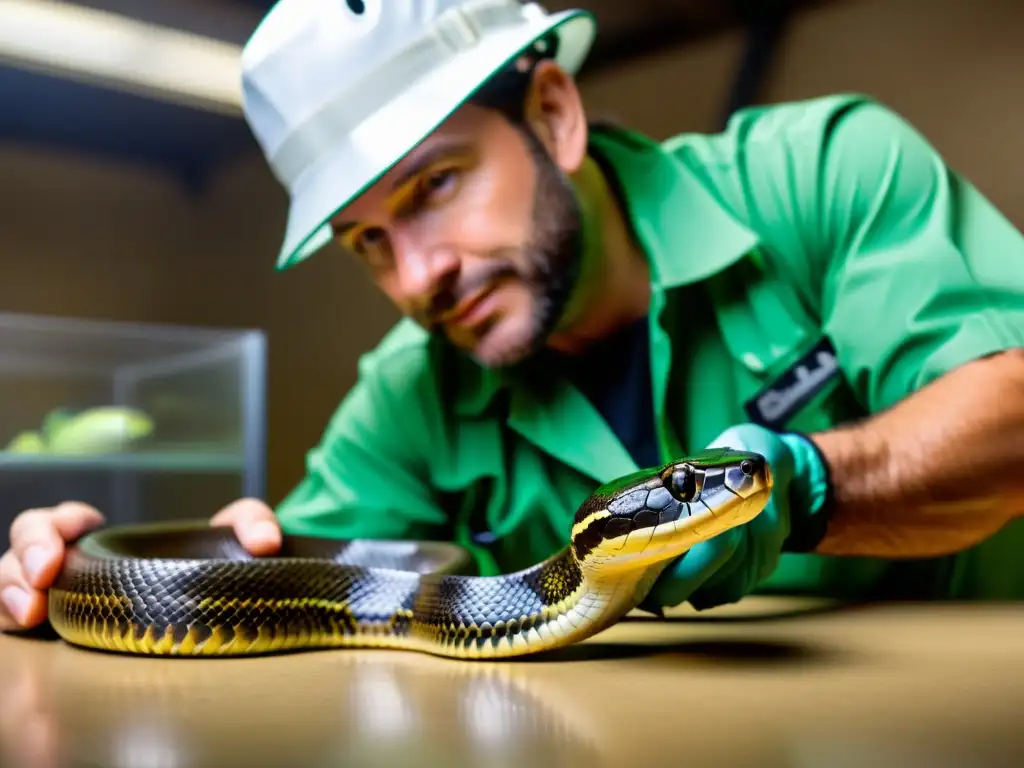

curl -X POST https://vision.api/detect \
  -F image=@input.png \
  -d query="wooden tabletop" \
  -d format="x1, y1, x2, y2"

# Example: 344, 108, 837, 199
1, 598, 1022, 768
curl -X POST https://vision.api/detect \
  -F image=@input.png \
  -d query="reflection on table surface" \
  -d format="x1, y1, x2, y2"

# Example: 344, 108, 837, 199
1, 598, 1022, 768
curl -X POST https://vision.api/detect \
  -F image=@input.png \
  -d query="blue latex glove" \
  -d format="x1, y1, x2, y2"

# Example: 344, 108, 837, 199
642, 423, 832, 612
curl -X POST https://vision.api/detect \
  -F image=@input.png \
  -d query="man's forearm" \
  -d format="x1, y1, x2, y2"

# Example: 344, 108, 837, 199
809, 348, 1024, 559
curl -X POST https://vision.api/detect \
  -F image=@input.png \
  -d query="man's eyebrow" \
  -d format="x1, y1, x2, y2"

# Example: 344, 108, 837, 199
333, 221, 356, 238
331, 138, 475, 236
389, 139, 474, 193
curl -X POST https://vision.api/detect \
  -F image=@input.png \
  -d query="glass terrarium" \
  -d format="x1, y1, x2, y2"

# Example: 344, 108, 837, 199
0, 311, 265, 551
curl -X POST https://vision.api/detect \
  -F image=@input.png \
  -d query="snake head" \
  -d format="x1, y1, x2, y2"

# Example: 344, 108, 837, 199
569, 448, 772, 573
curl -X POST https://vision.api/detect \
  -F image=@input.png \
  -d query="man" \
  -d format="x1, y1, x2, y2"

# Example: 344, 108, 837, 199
3, 0, 1024, 634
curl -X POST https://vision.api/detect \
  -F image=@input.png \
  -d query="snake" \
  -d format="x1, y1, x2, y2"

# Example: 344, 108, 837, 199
47, 447, 772, 660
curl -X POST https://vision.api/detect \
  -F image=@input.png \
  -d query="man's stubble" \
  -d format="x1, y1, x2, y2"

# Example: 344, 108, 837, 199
459, 124, 586, 369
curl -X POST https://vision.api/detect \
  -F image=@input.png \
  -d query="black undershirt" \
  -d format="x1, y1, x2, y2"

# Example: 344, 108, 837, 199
551, 315, 661, 470
550, 137, 661, 470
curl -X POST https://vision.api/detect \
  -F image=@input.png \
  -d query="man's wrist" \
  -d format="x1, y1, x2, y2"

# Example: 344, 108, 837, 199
778, 431, 836, 553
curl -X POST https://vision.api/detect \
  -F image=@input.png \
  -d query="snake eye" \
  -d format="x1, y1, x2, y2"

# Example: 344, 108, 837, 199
662, 464, 697, 503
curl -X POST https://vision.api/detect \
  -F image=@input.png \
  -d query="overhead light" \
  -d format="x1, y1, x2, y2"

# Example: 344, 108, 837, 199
0, 0, 244, 115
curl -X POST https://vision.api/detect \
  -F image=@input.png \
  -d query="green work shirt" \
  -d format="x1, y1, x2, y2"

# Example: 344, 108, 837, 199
275, 93, 1024, 602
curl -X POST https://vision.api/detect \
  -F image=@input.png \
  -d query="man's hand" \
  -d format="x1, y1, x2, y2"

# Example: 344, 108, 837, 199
643, 424, 830, 612
0, 499, 282, 632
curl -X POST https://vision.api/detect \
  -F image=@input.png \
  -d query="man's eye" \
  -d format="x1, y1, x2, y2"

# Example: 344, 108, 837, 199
421, 168, 458, 199
356, 228, 384, 249
427, 169, 452, 187
351, 227, 390, 264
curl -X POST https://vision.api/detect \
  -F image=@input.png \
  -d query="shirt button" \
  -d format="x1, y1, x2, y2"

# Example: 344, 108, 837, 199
471, 530, 498, 545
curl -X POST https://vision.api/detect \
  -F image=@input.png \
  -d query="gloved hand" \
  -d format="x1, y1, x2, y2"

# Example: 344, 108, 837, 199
642, 423, 832, 612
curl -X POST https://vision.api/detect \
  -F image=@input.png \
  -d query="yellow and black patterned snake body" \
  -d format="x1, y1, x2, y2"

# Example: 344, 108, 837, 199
48, 448, 772, 659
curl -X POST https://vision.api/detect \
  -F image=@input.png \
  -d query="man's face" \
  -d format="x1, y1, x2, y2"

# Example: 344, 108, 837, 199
330, 102, 584, 369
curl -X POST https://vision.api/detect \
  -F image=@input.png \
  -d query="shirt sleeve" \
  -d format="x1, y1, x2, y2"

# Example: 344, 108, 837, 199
764, 96, 1024, 412
273, 342, 450, 540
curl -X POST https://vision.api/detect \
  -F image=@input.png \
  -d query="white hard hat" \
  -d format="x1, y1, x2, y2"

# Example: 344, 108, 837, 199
240, 0, 598, 271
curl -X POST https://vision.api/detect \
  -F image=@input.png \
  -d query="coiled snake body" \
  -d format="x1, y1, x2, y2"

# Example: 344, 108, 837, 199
48, 448, 772, 659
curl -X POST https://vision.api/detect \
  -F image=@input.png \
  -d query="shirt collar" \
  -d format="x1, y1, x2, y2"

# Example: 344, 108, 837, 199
586, 124, 759, 289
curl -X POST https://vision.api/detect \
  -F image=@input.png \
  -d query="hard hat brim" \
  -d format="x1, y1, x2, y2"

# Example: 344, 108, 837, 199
273, 9, 597, 271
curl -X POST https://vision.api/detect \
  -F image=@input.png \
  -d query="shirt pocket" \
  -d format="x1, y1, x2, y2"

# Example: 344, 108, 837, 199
707, 255, 867, 435
747, 337, 866, 435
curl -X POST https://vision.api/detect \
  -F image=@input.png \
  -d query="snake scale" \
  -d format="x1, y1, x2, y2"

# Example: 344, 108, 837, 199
47, 447, 772, 660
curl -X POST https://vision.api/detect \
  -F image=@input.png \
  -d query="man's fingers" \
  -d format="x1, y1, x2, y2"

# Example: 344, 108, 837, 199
210, 498, 281, 556
9, 504, 104, 591
9, 511, 65, 590
49, 502, 105, 542
0, 551, 47, 630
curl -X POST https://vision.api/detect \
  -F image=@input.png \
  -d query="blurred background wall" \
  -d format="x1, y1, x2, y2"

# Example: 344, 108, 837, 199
1, 0, 1022, 507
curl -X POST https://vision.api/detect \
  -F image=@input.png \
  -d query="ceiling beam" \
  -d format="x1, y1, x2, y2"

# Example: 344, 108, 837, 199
0, 0, 246, 115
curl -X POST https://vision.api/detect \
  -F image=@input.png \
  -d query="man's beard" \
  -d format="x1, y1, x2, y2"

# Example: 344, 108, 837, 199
418, 125, 585, 368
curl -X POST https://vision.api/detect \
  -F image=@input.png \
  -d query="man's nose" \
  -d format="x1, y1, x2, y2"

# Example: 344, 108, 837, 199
394, 238, 460, 308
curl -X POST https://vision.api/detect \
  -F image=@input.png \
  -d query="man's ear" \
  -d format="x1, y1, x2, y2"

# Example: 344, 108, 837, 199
522, 60, 589, 174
